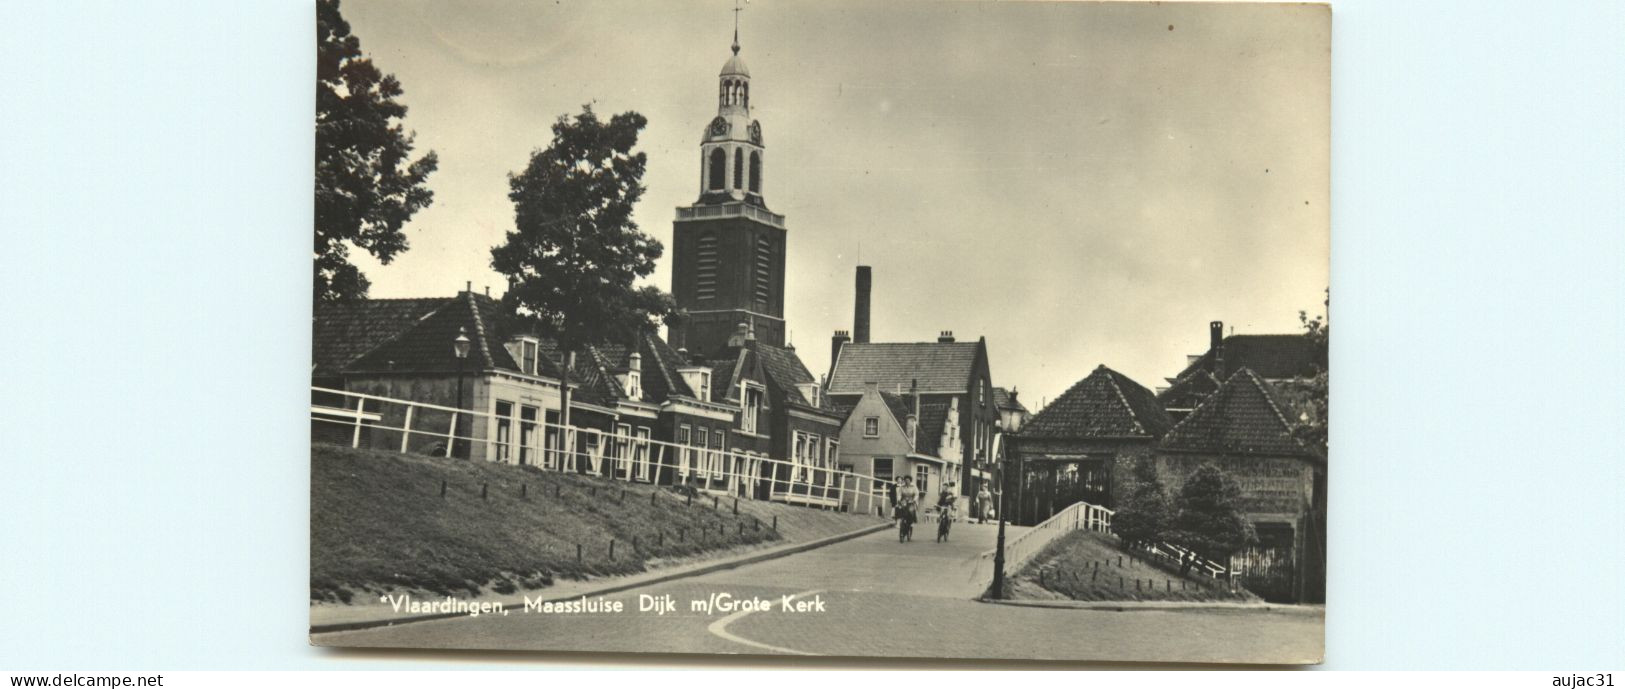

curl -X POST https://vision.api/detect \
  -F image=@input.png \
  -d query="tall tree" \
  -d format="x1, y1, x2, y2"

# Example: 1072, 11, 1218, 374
1166, 464, 1256, 566
492, 105, 672, 349
315, 0, 438, 302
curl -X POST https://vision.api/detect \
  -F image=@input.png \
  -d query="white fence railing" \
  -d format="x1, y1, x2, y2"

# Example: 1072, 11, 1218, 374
974, 500, 1114, 587
1132, 540, 1231, 579
311, 386, 894, 516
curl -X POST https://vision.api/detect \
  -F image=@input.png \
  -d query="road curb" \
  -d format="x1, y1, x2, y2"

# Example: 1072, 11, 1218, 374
310, 521, 893, 636
976, 597, 1325, 615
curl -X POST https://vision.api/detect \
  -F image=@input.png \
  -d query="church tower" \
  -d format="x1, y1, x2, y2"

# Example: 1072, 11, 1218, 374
669, 22, 787, 356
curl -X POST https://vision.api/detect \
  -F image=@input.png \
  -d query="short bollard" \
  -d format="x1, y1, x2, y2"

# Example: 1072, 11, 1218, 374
439, 480, 447, 498
609, 540, 616, 561
481, 483, 488, 500
576, 544, 582, 562
521, 483, 528, 498
772, 516, 778, 531
732, 498, 739, 515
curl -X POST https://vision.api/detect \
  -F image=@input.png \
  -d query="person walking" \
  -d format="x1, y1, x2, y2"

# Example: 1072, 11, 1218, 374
976, 483, 994, 524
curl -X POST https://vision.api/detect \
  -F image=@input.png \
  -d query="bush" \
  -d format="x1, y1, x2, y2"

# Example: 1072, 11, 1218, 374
1111, 460, 1172, 548
1165, 464, 1256, 567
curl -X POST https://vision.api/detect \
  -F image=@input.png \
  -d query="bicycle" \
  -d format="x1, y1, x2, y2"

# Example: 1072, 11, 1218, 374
897, 505, 916, 543
936, 506, 953, 542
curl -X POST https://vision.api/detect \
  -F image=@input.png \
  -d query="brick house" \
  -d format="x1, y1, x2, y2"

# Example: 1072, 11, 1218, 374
1152, 367, 1326, 603
826, 334, 999, 498
1005, 365, 1175, 525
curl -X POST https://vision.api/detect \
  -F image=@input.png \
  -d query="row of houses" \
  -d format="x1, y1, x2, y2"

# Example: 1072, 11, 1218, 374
312, 288, 856, 506
1005, 321, 1327, 602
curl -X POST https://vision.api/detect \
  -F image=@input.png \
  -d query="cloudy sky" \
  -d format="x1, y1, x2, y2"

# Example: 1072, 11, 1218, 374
338, 0, 1329, 409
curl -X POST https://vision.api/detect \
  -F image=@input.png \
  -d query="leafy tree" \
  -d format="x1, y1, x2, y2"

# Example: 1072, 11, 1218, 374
492, 105, 672, 348
1286, 288, 1330, 454
1111, 460, 1173, 549
315, 0, 439, 302
1166, 464, 1256, 568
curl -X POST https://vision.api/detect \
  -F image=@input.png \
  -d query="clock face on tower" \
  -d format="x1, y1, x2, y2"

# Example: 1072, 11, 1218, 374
707, 116, 730, 137
749, 121, 763, 145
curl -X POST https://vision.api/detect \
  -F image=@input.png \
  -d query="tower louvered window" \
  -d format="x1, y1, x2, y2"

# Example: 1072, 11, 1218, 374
696, 233, 719, 301
748, 152, 761, 194
733, 148, 744, 189
754, 234, 772, 308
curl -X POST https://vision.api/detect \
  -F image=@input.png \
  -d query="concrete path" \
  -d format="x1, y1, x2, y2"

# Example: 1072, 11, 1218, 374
313, 521, 1323, 664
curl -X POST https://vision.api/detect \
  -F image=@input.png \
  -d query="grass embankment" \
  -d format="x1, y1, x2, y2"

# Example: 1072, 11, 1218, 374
1009, 530, 1260, 603
312, 444, 883, 603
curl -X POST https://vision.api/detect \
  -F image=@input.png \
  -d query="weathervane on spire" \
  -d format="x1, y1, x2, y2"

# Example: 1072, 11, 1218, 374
731, 0, 745, 55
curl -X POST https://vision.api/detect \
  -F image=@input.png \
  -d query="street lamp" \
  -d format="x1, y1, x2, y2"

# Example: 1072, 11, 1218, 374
453, 326, 471, 458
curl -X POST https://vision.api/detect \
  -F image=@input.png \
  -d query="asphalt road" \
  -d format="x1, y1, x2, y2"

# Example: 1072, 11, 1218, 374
314, 521, 1323, 664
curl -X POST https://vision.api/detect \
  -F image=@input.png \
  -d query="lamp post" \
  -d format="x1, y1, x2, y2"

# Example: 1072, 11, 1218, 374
453, 326, 471, 458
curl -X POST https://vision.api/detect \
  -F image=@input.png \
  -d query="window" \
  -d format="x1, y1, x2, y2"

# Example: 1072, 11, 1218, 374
542, 409, 559, 469
699, 371, 712, 400
742, 385, 764, 434
748, 152, 761, 194
708, 148, 726, 190
733, 148, 744, 189
863, 416, 880, 437
518, 405, 538, 466
522, 340, 539, 375
916, 465, 931, 496
713, 429, 727, 477
616, 423, 632, 473
873, 458, 893, 481
826, 438, 840, 469
495, 401, 513, 463
625, 369, 641, 399
633, 427, 651, 481
754, 235, 772, 308
695, 426, 710, 479
695, 233, 718, 301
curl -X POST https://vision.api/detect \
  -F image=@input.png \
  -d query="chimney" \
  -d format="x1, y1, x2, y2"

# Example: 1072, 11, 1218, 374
1209, 320, 1225, 377
830, 330, 850, 376
854, 266, 872, 344
938, 330, 955, 343
666, 310, 688, 353
465, 280, 472, 294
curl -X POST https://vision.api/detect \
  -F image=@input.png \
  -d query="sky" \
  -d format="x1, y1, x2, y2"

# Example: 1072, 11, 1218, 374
338, 0, 1330, 410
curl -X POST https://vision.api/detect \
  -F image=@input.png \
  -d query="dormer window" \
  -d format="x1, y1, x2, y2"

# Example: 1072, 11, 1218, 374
624, 352, 643, 399
679, 366, 713, 401
741, 383, 765, 434
797, 382, 820, 407
507, 336, 541, 376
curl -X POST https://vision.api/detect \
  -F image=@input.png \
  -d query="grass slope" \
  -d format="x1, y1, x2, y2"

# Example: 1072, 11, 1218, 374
1009, 530, 1260, 603
312, 444, 882, 602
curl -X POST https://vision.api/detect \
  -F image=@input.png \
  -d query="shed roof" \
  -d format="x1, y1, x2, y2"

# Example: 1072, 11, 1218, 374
1019, 365, 1174, 439
1159, 368, 1318, 458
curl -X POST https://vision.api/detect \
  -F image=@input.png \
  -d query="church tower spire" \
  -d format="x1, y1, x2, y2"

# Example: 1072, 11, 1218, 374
669, 7, 787, 356
699, 6, 765, 208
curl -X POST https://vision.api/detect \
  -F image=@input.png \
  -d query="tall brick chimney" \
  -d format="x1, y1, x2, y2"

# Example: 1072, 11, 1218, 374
854, 265, 872, 344
830, 330, 850, 377
1209, 320, 1225, 378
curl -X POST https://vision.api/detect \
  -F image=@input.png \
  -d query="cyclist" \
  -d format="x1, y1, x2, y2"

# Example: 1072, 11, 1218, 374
895, 475, 920, 541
